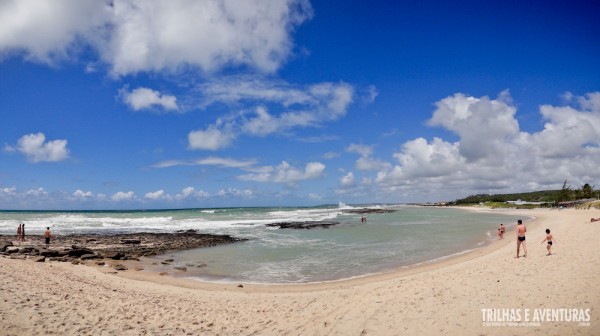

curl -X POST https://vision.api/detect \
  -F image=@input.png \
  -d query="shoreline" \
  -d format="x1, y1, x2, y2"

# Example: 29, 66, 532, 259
2, 208, 599, 335
1, 207, 537, 289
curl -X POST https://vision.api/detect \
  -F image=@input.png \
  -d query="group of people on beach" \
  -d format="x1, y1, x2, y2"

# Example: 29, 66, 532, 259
15, 224, 52, 246
500, 219, 555, 258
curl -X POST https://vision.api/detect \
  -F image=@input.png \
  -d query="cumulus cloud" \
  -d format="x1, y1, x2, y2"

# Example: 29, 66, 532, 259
0, 0, 313, 75
111, 191, 135, 202
122, 87, 178, 111
339, 172, 355, 188
346, 143, 390, 171
144, 190, 166, 200
175, 187, 210, 201
0, 0, 109, 63
217, 188, 254, 198
72, 190, 93, 199
427, 90, 518, 162
238, 161, 325, 184
188, 124, 236, 151
5, 133, 70, 163
374, 91, 600, 199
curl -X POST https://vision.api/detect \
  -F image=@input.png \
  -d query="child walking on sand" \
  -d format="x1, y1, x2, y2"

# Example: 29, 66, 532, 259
541, 229, 555, 255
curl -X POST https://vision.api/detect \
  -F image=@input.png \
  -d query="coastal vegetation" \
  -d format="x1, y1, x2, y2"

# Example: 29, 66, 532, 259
450, 182, 599, 209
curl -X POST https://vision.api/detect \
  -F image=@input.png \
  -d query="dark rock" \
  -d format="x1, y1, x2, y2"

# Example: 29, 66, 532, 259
174, 266, 187, 272
102, 252, 125, 260
80, 254, 100, 260
33, 256, 46, 262
159, 272, 168, 276
40, 250, 60, 257
343, 208, 396, 214
0, 232, 245, 264
96, 261, 106, 266
19, 246, 39, 254
237, 284, 243, 288
6, 246, 20, 254
68, 248, 94, 257
57, 250, 71, 257
113, 264, 128, 271
266, 221, 340, 229
0, 241, 13, 252
120, 239, 141, 244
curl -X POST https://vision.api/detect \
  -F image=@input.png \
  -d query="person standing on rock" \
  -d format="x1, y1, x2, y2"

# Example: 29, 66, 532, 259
22, 223, 26, 242
44, 227, 52, 247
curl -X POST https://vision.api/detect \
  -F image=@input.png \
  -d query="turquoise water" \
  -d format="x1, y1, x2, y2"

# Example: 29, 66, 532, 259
0, 205, 523, 283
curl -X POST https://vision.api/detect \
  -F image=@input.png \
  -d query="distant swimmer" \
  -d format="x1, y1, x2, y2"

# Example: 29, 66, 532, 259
361, 215, 367, 223
515, 219, 527, 258
541, 228, 555, 255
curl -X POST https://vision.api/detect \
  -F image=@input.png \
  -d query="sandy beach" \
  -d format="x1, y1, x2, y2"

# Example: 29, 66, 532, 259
1, 208, 599, 335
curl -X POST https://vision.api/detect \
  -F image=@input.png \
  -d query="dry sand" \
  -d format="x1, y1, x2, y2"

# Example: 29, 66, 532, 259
1, 208, 599, 335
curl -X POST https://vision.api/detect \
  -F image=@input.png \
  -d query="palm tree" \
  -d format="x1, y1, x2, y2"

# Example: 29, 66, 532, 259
581, 183, 595, 199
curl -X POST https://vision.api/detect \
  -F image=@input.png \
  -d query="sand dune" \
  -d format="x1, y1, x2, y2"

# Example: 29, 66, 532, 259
1, 208, 599, 335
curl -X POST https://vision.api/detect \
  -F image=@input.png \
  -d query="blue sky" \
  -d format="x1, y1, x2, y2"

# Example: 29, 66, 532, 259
1, 0, 599, 210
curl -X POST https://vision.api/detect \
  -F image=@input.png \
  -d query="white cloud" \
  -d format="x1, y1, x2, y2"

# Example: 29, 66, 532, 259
0, 0, 313, 75
238, 161, 325, 184
346, 143, 390, 171
144, 190, 166, 200
346, 143, 373, 157
153, 156, 256, 169
122, 87, 178, 111
340, 172, 355, 188
241, 106, 315, 136
197, 77, 313, 108
26, 187, 47, 197
6, 133, 69, 163
175, 187, 210, 201
427, 90, 518, 162
217, 188, 254, 198
363, 85, 379, 103
1, 186, 17, 194
188, 124, 236, 151
0, 0, 108, 63
111, 191, 135, 202
73, 190, 93, 199
191, 79, 355, 146
322, 151, 340, 159
375, 91, 600, 199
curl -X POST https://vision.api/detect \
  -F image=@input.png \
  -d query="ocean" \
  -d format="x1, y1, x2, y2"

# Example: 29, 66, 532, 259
0, 204, 523, 284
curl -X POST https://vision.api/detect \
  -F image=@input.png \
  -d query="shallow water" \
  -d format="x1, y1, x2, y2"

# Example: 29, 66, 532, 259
0, 205, 523, 283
